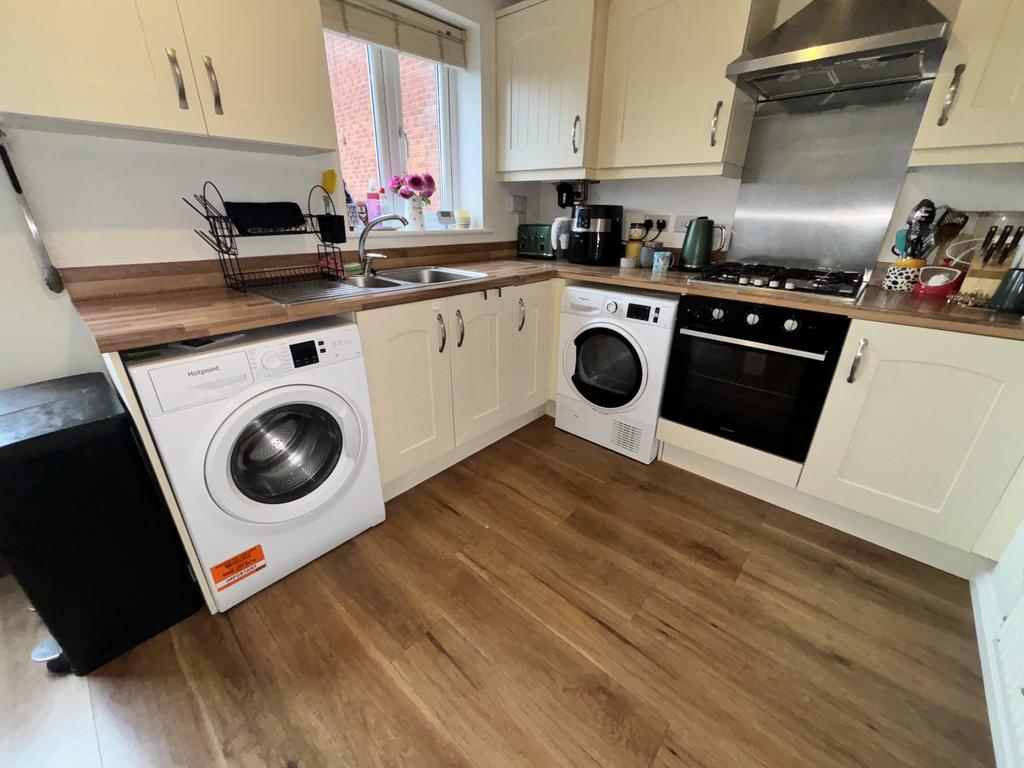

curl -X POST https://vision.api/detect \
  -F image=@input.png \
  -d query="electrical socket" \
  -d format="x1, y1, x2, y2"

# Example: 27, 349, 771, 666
643, 214, 670, 237
673, 215, 690, 234
509, 194, 528, 214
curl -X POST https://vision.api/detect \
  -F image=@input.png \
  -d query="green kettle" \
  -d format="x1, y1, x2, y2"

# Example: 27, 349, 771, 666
680, 216, 726, 270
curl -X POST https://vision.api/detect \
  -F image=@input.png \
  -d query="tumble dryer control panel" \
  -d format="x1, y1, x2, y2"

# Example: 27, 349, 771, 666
562, 286, 677, 329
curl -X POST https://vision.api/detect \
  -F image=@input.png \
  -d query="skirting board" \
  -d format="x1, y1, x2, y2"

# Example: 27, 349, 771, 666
660, 442, 988, 579
382, 403, 551, 501
971, 567, 1017, 768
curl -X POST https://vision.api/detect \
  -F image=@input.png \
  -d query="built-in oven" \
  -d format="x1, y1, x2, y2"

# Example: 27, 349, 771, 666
661, 296, 850, 462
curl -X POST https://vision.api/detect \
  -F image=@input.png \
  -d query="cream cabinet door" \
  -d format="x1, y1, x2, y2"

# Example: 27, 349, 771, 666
176, 0, 337, 149
511, 281, 553, 417
799, 320, 1024, 550
356, 299, 455, 484
496, 0, 597, 172
913, 0, 1024, 159
449, 291, 514, 445
598, 0, 752, 170
0, 0, 207, 135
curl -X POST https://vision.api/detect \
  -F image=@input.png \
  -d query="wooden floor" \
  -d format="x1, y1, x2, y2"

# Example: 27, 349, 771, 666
2, 417, 993, 768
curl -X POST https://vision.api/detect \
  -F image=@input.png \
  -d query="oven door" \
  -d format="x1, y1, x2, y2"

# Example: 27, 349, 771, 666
661, 328, 836, 462
564, 323, 648, 411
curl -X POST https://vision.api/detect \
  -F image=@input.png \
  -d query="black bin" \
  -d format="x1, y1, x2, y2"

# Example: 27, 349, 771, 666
0, 373, 203, 674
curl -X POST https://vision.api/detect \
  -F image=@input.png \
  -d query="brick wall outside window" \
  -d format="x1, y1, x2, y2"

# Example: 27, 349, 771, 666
398, 55, 443, 207
324, 32, 379, 203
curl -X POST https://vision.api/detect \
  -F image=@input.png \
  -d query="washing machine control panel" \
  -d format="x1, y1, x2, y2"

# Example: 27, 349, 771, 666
247, 327, 361, 382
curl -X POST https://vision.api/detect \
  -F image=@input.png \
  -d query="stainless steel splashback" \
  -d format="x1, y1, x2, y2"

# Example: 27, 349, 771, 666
729, 81, 930, 270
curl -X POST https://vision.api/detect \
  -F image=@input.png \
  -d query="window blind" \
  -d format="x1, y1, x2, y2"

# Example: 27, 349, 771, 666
320, 0, 467, 68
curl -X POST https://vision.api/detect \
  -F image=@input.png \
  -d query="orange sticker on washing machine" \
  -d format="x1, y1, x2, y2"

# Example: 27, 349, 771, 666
210, 545, 266, 592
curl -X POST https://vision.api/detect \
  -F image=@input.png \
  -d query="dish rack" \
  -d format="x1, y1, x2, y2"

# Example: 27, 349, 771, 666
184, 181, 348, 291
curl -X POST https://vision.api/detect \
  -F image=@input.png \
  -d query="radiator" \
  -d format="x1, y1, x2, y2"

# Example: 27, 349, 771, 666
996, 597, 1024, 764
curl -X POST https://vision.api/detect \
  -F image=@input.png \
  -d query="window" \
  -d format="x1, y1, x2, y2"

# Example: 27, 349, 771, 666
324, 31, 455, 225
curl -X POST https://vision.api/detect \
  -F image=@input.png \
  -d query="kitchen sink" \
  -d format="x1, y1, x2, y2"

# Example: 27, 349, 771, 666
346, 275, 404, 289
377, 267, 488, 284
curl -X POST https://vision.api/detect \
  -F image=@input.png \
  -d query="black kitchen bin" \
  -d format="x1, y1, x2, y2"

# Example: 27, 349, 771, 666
0, 373, 203, 674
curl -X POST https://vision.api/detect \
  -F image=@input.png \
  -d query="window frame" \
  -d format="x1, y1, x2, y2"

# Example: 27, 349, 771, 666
338, 36, 455, 221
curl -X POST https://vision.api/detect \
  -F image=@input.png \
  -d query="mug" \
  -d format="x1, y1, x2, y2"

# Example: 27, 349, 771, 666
652, 250, 674, 273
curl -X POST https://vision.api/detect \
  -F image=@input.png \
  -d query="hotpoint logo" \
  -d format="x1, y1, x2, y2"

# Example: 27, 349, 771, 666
186, 365, 221, 378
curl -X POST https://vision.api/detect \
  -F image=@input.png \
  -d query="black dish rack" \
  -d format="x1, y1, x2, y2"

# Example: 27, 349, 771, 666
184, 181, 348, 291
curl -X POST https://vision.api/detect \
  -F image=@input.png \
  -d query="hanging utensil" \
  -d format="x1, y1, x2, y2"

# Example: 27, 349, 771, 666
0, 130, 63, 293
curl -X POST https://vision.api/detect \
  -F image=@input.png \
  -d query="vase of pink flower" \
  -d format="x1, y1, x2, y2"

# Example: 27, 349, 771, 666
389, 172, 435, 230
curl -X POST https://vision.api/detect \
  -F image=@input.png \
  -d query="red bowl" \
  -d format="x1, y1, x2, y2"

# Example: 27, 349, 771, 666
914, 267, 965, 299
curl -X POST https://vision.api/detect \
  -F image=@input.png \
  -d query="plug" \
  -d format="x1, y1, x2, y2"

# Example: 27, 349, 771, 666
656, 218, 668, 232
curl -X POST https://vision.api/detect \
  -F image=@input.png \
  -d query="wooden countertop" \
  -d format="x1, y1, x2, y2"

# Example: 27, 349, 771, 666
70, 257, 1024, 352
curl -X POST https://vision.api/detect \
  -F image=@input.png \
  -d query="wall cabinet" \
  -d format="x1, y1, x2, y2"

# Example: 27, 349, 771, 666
356, 298, 456, 485
911, 0, 1024, 165
597, 0, 755, 177
0, 0, 336, 151
358, 282, 553, 484
799, 320, 1024, 551
495, 0, 608, 179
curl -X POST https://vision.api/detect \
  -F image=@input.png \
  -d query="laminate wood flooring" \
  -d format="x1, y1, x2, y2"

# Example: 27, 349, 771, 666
0, 417, 994, 767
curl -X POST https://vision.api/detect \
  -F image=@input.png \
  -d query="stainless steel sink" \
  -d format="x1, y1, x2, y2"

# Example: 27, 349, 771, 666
378, 267, 488, 284
346, 275, 404, 289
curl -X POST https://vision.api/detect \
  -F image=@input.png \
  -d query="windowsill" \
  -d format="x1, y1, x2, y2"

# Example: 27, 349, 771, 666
354, 227, 494, 239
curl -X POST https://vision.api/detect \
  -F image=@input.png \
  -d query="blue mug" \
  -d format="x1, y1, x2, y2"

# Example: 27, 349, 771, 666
652, 250, 674, 272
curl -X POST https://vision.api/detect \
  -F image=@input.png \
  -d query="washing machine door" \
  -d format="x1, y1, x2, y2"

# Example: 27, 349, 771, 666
205, 384, 364, 524
564, 322, 648, 411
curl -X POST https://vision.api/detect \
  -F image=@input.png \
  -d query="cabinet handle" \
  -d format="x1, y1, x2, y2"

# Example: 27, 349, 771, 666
571, 115, 581, 154
165, 48, 189, 110
709, 100, 724, 147
455, 309, 465, 348
202, 55, 224, 115
937, 63, 966, 126
518, 298, 526, 332
437, 312, 446, 353
846, 338, 868, 383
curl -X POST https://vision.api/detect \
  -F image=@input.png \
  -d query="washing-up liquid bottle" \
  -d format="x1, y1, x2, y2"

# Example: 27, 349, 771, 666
366, 180, 381, 220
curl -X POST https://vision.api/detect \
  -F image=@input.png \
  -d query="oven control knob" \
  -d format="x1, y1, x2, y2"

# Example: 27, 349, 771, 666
605, 301, 619, 313
783, 318, 800, 332
745, 312, 760, 326
711, 307, 726, 321
260, 352, 283, 371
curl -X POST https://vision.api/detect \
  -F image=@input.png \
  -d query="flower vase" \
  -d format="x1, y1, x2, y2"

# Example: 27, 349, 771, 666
406, 198, 426, 230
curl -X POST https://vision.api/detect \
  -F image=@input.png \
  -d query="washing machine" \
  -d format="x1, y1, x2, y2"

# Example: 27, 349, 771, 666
127, 317, 385, 612
556, 285, 677, 463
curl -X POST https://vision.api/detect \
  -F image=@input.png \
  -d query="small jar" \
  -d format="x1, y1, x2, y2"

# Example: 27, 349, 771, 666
625, 223, 645, 262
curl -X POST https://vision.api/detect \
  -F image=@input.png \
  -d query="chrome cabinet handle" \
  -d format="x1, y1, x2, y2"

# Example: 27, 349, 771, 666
165, 48, 188, 110
937, 63, 966, 126
571, 115, 581, 154
455, 309, 465, 348
847, 338, 868, 383
202, 55, 224, 115
710, 100, 723, 147
437, 313, 446, 353
518, 298, 526, 331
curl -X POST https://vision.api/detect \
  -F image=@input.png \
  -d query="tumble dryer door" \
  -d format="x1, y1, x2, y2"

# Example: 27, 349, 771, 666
205, 384, 365, 524
564, 323, 649, 411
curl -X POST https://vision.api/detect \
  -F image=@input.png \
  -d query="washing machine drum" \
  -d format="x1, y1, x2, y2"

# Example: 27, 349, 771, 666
230, 404, 342, 505
205, 385, 364, 524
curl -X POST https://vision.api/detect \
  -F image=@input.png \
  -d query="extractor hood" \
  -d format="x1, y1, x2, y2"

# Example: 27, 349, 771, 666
726, 0, 950, 101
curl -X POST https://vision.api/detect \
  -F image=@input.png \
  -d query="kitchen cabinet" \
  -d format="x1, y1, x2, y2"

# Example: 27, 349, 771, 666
798, 320, 1024, 551
0, 0, 335, 151
449, 291, 514, 445
0, 0, 207, 136
911, 0, 1024, 165
511, 281, 554, 416
356, 298, 456, 484
495, 0, 608, 179
597, 0, 757, 177
175, 0, 337, 150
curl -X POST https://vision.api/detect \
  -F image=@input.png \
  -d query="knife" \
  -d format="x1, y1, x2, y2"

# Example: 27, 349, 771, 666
980, 225, 999, 263
997, 225, 1024, 265
988, 225, 1014, 266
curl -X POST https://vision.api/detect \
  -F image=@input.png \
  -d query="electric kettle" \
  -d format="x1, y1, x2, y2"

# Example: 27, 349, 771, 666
551, 215, 572, 260
680, 216, 726, 270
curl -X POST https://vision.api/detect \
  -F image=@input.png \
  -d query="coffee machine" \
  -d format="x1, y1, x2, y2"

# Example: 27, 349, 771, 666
567, 204, 623, 266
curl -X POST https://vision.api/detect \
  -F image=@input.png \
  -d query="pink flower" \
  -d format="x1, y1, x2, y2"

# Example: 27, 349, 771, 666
406, 174, 425, 191
389, 175, 403, 192
397, 187, 414, 199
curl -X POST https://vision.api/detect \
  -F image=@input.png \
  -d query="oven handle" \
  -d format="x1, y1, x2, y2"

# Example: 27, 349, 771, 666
678, 328, 828, 361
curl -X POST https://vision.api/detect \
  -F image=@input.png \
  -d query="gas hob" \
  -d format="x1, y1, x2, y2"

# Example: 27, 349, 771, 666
690, 262, 868, 301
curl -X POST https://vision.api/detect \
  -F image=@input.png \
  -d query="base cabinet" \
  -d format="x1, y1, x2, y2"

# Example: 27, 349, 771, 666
358, 281, 553, 483
798, 320, 1024, 550
356, 298, 455, 484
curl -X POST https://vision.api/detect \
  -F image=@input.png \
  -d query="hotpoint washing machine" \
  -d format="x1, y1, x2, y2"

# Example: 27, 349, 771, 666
557, 285, 677, 463
128, 317, 384, 612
